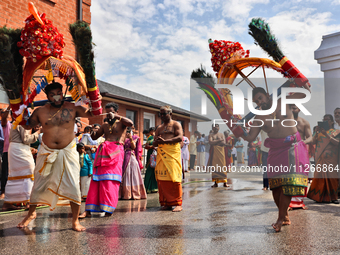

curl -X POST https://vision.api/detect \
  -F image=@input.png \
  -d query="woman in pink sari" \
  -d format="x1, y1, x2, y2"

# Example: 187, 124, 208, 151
119, 128, 147, 200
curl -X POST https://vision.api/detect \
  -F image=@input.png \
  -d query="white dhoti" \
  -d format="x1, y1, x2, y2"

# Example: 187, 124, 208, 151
30, 140, 81, 210
80, 176, 91, 199
4, 142, 35, 204
205, 152, 209, 166
196, 152, 205, 167
182, 159, 188, 171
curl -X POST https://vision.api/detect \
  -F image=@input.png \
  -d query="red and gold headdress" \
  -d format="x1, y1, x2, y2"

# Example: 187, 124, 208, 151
0, 2, 102, 127
193, 18, 311, 138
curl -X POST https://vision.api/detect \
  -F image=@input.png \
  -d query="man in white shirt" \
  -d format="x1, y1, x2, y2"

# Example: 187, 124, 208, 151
189, 131, 198, 170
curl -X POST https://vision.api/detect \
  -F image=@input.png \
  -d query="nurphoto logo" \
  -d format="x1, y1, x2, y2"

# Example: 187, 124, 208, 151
201, 85, 311, 116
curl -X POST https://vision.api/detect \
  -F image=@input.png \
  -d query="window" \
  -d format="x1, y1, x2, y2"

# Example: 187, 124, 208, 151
177, 120, 184, 131
126, 110, 136, 126
144, 118, 150, 131
143, 112, 155, 132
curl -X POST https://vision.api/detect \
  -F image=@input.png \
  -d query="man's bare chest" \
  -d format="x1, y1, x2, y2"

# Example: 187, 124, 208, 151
159, 123, 175, 135
41, 107, 75, 126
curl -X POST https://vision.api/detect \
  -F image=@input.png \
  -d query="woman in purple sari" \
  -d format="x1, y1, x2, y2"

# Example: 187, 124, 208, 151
119, 128, 147, 200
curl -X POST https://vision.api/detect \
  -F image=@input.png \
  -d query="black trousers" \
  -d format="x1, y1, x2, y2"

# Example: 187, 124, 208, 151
190, 154, 196, 169
1, 152, 8, 194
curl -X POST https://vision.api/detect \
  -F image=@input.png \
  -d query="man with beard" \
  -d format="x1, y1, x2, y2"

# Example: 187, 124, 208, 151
153, 106, 183, 212
334, 108, 340, 130
288, 105, 313, 210
79, 102, 133, 218
208, 124, 228, 187
17, 82, 95, 231
241, 86, 310, 232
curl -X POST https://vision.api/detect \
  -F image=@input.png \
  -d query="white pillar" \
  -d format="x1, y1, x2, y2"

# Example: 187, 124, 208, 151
314, 31, 340, 114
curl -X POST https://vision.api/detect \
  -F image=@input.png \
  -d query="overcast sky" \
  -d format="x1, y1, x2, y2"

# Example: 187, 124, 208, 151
91, 0, 340, 133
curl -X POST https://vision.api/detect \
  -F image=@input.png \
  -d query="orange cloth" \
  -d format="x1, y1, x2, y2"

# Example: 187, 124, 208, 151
157, 180, 182, 206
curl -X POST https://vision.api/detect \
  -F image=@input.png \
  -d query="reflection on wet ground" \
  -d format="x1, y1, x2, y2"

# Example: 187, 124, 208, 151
0, 171, 340, 254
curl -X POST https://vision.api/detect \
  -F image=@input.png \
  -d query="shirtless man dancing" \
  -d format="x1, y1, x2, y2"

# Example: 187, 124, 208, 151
17, 82, 95, 231
242, 86, 310, 232
153, 106, 183, 212
79, 102, 133, 218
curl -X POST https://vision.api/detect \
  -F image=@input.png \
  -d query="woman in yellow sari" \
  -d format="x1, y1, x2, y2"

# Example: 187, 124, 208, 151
307, 114, 340, 204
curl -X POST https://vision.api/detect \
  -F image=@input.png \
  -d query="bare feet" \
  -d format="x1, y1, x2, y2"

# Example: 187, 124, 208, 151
104, 212, 112, 217
223, 183, 230, 187
262, 187, 268, 191
17, 211, 37, 228
282, 216, 291, 226
211, 182, 218, 188
160, 206, 172, 210
78, 211, 91, 219
2, 203, 20, 211
0, 193, 5, 200
272, 221, 283, 232
172, 206, 182, 212
72, 220, 86, 232
288, 206, 307, 211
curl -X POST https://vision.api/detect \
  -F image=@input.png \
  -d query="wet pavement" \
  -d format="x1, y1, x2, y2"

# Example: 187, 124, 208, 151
0, 170, 340, 254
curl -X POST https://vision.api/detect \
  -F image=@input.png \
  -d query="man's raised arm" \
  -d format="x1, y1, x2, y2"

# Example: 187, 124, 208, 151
287, 83, 311, 100
22, 108, 40, 130
241, 119, 262, 142
117, 115, 133, 127
106, 112, 133, 127
91, 125, 104, 140
76, 105, 94, 119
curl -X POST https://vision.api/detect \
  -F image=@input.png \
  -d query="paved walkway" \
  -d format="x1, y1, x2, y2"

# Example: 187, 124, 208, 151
0, 171, 339, 254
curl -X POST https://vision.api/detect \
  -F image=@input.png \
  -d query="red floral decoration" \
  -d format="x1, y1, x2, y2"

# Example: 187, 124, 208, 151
17, 13, 65, 62
209, 39, 249, 77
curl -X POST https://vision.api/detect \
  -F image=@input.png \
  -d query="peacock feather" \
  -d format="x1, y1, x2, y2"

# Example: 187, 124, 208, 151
191, 65, 223, 109
0, 26, 23, 100
69, 21, 96, 89
248, 18, 284, 62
